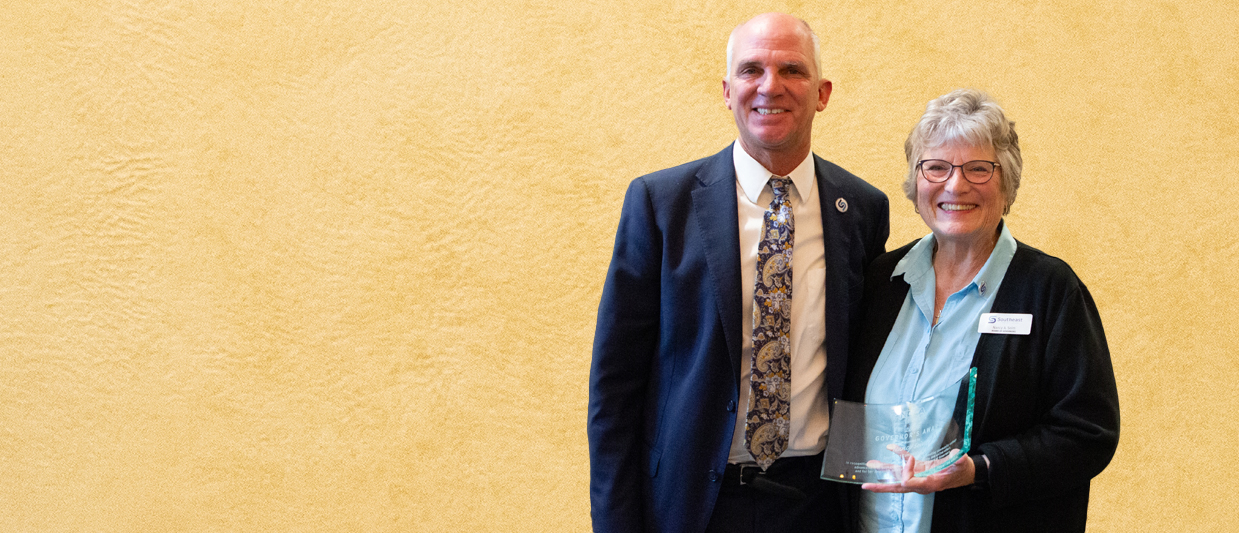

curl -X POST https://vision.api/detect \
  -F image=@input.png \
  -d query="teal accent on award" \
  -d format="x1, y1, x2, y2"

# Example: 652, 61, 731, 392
820, 367, 977, 484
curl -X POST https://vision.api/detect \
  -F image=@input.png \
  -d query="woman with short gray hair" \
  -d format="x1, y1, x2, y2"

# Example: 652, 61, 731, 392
843, 89, 1120, 532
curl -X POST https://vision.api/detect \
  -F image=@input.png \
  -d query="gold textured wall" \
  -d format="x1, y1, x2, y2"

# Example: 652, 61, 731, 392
1, 0, 1234, 531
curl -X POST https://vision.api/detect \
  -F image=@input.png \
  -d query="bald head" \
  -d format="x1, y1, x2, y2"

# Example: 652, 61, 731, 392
726, 13, 821, 80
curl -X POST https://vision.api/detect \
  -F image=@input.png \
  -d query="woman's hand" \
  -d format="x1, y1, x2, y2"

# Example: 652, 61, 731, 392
860, 445, 976, 495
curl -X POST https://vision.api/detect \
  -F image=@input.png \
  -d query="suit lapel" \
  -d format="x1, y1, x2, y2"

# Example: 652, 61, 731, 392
814, 155, 855, 402
692, 146, 744, 385
815, 156, 854, 316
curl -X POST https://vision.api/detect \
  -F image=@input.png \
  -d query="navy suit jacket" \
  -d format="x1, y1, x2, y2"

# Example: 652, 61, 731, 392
589, 145, 889, 533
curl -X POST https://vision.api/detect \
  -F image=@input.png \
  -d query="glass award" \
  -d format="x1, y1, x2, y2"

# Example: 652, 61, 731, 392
820, 367, 977, 484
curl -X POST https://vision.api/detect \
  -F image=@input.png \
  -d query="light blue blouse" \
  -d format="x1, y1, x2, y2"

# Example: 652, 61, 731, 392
859, 224, 1017, 533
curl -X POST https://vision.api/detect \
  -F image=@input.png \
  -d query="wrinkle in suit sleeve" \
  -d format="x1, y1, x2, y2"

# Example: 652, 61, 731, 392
870, 195, 891, 262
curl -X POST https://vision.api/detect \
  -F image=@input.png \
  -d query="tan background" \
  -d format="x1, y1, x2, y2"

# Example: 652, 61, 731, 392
1, 0, 1235, 531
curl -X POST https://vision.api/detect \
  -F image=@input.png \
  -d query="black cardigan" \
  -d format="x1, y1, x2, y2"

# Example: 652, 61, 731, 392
843, 238, 1121, 532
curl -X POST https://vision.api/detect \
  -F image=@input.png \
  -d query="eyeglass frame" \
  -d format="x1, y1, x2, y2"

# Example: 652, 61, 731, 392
916, 159, 1001, 184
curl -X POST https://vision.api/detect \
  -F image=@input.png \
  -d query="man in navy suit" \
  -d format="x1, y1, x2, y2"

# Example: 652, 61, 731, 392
589, 13, 889, 533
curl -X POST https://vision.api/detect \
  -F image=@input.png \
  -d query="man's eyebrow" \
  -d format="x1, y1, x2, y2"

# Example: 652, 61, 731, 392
778, 60, 810, 70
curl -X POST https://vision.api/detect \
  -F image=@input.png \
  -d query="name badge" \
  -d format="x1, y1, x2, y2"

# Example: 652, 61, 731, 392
978, 313, 1032, 335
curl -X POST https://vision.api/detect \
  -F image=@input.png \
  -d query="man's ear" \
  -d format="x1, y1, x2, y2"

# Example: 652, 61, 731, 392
816, 79, 832, 112
723, 78, 733, 110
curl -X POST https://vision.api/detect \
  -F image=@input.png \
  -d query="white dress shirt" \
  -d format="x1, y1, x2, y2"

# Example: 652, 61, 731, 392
728, 141, 830, 463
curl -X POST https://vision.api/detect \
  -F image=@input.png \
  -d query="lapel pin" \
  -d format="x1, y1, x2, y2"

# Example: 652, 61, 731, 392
835, 198, 848, 213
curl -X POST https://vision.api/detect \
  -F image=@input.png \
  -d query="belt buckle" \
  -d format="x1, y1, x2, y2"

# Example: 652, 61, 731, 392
738, 464, 763, 486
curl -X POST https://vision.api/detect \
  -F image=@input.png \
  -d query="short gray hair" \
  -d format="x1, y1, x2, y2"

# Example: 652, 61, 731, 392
903, 89, 1022, 213
725, 16, 822, 79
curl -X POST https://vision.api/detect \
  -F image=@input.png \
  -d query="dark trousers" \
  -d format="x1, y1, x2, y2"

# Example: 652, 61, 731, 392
704, 453, 845, 533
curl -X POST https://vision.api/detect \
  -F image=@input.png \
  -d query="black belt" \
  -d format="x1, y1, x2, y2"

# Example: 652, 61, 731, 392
722, 454, 820, 500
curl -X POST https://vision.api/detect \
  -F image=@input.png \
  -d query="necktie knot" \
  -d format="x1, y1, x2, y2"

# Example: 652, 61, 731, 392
768, 177, 791, 200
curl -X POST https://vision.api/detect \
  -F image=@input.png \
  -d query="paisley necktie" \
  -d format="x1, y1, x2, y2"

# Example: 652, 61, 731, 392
745, 176, 794, 470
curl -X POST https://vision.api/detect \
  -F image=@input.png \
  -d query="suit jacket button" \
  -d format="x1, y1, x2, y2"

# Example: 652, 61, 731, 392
726, 400, 736, 412
708, 470, 720, 482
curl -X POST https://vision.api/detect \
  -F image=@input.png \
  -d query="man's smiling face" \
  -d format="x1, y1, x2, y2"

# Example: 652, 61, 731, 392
723, 14, 831, 168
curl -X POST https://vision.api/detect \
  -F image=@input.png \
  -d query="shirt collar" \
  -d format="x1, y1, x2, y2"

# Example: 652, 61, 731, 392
893, 221, 1018, 299
732, 140, 816, 203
